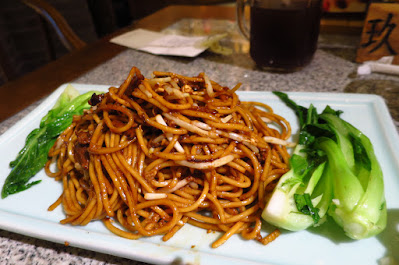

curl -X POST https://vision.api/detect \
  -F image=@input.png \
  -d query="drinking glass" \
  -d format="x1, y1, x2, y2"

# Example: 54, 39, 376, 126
237, 0, 323, 72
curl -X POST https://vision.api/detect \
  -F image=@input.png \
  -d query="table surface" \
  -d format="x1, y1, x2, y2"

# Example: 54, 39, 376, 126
1, 4, 398, 265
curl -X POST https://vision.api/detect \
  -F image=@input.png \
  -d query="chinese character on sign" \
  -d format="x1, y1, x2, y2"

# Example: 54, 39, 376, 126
361, 13, 397, 55
356, 3, 399, 64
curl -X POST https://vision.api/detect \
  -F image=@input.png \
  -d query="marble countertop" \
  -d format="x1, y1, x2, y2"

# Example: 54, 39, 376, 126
0, 19, 398, 265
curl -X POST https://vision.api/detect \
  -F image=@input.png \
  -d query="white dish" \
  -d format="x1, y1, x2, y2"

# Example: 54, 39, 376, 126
0, 84, 398, 265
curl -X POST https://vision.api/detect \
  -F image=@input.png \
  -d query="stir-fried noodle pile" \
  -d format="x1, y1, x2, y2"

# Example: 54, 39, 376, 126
45, 67, 292, 248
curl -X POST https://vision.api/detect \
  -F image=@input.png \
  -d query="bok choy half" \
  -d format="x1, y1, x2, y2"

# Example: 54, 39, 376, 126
1, 85, 98, 198
262, 92, 387, 239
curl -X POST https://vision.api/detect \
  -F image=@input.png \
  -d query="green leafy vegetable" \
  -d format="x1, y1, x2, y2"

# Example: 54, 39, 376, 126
262, 91, 386, 239
1, 85, 97, 198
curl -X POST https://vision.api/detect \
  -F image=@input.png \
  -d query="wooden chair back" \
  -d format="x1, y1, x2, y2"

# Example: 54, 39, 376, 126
21, 0, 86, 51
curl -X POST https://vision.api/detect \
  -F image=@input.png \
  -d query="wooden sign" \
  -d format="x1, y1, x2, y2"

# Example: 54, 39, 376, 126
356, 3, 399, 64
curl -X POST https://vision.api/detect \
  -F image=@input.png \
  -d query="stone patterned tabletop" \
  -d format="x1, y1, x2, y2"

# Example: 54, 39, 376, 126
0, 19, 398, 265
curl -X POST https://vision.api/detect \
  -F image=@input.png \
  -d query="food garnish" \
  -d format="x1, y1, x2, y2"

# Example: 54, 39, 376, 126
262, 92, 387, 239
1, 85, 97, 198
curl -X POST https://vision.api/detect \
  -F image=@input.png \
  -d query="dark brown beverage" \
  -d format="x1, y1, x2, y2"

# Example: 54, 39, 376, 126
249, 2, 321, 71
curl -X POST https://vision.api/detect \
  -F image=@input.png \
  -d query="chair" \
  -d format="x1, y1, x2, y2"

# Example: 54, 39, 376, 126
21, 0, 86, 52
0, 0, 94, 86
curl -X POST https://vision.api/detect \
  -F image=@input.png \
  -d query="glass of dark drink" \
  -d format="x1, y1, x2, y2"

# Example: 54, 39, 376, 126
237, 0, 322, 72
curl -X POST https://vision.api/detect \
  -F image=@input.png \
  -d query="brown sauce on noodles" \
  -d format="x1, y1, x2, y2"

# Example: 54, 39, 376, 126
45, 67, 292, 248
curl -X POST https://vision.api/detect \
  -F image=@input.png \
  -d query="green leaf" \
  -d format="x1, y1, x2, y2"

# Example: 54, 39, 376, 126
273, 91, 309, 128
294, 193, 321, 224
322, 105, 343, 117
290, 154, 307, 175
349, 132, 371, 171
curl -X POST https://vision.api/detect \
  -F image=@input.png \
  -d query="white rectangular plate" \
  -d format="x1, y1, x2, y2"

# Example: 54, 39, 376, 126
0, 84, 398, 265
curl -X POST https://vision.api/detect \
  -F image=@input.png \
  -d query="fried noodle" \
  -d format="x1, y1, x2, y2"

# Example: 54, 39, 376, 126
45, 67, 292, 248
